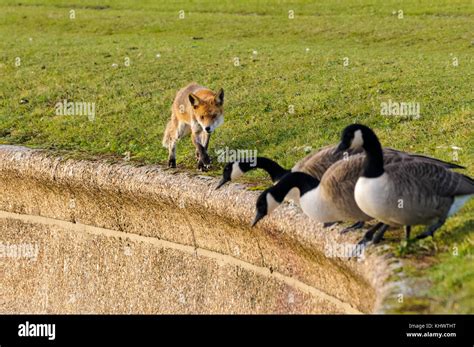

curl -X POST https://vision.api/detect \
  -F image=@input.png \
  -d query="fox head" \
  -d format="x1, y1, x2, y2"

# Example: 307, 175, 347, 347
188, 88, 224, 134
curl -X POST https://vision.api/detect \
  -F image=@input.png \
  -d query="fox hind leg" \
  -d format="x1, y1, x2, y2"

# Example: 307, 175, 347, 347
163, 118, 190, 168
167, 139, 177, 168
162, 119, 176, 168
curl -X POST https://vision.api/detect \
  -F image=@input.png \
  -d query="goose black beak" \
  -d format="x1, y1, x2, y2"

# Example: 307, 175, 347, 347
251, 211, 265, 227
215, 177, 229, 190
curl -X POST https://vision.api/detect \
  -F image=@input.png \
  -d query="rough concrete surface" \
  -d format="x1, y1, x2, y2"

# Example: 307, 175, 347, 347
0, 145, 405, 313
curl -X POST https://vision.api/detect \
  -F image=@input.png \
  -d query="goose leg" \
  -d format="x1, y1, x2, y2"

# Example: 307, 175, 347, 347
340, 221, 365, 234
405, 225, 411, 240
373, 224, 390, 244
416, 219, 446, 240
357, 222, 386, 245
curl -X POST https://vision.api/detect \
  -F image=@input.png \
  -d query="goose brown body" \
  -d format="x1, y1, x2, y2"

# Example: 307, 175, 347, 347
354, 161, 474, 227
313, 151, 466, 223
291, 145, 362, 179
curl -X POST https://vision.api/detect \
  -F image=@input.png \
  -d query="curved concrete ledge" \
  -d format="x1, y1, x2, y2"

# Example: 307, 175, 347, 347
0, 145, 404, 313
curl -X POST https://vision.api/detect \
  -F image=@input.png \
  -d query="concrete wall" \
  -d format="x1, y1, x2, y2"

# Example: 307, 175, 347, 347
0, 145, 398, 313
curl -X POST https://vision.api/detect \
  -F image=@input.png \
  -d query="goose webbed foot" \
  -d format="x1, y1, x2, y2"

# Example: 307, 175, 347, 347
373, 224, 390, 244
323, 222, 340, 228
375, 225, 413, 244
350, 222, 386, 258
357, 222, 386, 245
416, 219, 446, 240
340, 221, 365, 234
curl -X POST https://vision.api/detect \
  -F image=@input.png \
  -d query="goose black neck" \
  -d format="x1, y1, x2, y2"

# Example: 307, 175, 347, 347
243, 157, 289, 182
362, 130, 385, 178
272, 172, 319, 202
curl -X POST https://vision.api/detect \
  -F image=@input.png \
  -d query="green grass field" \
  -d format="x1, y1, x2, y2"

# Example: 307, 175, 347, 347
0, 0, 473, 313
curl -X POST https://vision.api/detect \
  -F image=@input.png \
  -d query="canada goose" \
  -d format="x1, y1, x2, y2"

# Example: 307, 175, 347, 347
216, 157, 289, 189
216, 145, 462, 191
251, 150, 462, 229
216, 146, 365, 232
251, 162, 373, 228
215, 145, 363, 190
335, 124, 474, 243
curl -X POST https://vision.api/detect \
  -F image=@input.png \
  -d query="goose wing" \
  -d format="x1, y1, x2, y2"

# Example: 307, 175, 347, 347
293, 144, 363, 180
386, 161, 474, 198
383, 148, 464, 169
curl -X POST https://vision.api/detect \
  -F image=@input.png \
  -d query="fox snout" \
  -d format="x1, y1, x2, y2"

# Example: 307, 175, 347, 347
200, 122, 215, 134
198, 114, 224, 134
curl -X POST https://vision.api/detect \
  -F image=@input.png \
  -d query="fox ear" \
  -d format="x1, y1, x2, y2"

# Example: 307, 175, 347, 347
215, 88, 224, 106
188, 93, 201, 108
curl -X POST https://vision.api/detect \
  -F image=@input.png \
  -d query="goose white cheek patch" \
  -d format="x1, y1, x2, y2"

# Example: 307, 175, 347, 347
285, 187, 300, 203
230, 161, 244, 180
351, 129, 364, 149
266, 193, 280, 214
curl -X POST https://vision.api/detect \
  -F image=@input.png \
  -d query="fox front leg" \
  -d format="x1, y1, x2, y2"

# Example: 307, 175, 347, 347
201, 131, 211, 151
196, 131, 211, 162
195, 149, 200, 161
195, 131, 211, 162
191, 131, 211, 171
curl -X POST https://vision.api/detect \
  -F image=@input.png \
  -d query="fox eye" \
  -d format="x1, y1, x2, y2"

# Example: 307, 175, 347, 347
200, 116, 204, 120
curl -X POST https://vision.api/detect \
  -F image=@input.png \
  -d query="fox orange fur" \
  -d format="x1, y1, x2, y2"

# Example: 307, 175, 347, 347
162, 83, 224, 170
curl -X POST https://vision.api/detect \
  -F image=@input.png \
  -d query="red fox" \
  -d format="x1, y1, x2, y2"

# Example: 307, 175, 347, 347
162, 83, 224, 170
